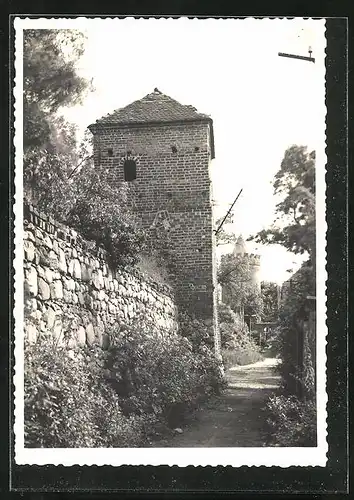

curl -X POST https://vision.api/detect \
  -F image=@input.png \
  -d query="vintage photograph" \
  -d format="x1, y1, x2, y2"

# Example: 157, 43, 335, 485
14, 17, 327, 467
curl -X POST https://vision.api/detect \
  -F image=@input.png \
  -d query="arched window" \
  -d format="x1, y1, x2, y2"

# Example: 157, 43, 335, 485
124, 159, 136, 181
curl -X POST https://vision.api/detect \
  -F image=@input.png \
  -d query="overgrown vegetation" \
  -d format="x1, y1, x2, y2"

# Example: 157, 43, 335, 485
178, 311, 215, 352
218, 302, 263, 369
264, 395, 316, 447
23, 29, 147, 269
261, 281, 279, 322
24, 316, 224, 447
24, 29, 91, 202
24, 339, 144, 447
250, 145, 317, 447
250, 145, 316, 263
23, 30, 225, 448
65, 162, 147, 268
276, 262, 316, 399
218, 252, 263, 320
105, 318, 224, 428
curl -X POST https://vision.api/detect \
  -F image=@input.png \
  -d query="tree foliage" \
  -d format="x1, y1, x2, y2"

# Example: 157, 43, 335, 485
250, 145, 316, 262
23, 29, 91, 200
261, 281, 279, 322
23, 30, 146, 268
215, 213, 236, 247
67, 166, 147, 268
276, 261, 316, 399
218, 253, 263, 318
217, 302, 263, 368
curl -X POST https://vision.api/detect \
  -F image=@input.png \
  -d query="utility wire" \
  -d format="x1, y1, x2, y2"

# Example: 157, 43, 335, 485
214, 188, 243, 236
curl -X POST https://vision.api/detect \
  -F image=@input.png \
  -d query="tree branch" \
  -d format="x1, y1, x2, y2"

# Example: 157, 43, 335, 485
68, 154, 93, 179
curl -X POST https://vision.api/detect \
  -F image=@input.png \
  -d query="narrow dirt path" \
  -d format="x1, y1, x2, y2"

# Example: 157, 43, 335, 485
153, 358, 281, 447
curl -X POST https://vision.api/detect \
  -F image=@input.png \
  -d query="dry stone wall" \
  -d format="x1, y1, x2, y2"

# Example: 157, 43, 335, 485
23, 204, 178, 347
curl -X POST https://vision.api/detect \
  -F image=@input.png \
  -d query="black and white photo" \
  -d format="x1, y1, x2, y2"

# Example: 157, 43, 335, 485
14, 17, 327, 467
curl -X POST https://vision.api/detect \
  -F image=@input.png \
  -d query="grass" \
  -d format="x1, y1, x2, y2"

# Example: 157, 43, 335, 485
222, 347, 264, 370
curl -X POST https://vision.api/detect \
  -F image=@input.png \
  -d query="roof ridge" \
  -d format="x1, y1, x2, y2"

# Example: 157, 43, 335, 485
90, 89, 210, 127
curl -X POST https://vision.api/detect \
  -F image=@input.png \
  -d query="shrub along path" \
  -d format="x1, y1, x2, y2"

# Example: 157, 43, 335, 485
152, 358, 281, 447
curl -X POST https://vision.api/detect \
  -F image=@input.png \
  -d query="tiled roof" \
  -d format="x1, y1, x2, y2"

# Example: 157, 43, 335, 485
91, 88, 211, 126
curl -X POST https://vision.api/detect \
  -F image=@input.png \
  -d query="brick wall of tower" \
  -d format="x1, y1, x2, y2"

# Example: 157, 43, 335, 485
91, 121, 215, 318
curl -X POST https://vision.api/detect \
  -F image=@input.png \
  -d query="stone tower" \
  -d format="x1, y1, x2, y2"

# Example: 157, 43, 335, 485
233, 234, 261, 290
88, 89, 219, 351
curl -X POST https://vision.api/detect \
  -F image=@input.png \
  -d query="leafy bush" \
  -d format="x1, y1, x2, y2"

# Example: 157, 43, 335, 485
218, 302, 263, 368
221, 320, 263, 369
178, 311, 215, 352
265, 394, 317, 446
31, 125, 147, 270
65, 164, 147, 268
24, 338, 144, 448
218, 301, 239, 325
218, 253, 263, 319
276, 262, 316, 399
25, 315, 225, 447
218, 303, 251, 347
104, 318, 224, 428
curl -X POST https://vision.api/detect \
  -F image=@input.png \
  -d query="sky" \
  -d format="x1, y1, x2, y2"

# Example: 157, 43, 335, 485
60, 17, 326, 284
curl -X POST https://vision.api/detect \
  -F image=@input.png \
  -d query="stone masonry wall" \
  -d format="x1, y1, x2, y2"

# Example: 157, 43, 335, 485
90, 121, 216, 319
23, 204, 178, 347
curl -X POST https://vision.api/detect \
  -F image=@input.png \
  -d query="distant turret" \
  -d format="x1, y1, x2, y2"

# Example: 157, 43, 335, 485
233, 235, 261, 290
233, 235, 247, 256
249, 253, 261, 290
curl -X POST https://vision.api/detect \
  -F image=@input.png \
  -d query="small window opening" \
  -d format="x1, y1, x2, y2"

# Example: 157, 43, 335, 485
124, 159, 137, 181
194, 146, 200, 152
171, 146, 177, 153
107, 148, 113, 157
127, 150, 132, 155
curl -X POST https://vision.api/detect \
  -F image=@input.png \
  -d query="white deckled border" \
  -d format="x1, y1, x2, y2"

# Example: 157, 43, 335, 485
13, 16, 328, 467
314, 19, 328, 462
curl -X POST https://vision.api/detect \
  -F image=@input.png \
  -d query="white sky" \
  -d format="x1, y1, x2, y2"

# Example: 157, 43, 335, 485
60, 18, 326, 284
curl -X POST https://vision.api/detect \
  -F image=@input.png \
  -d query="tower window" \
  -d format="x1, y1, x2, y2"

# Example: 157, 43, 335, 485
124, 159, 137, 181
107, 148, 113, 157
171, 146, 177, 153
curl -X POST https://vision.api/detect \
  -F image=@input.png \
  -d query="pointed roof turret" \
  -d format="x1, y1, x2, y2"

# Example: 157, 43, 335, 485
233, 235, 247, 255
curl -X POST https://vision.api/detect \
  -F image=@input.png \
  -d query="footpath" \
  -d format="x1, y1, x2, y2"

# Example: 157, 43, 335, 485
152, 358, 281, 447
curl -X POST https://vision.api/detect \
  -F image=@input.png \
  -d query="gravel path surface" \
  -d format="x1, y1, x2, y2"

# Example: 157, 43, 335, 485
152, 358, 281, 447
